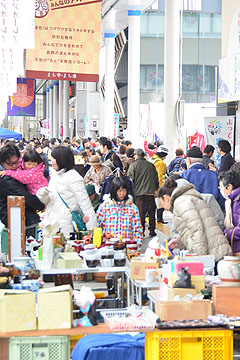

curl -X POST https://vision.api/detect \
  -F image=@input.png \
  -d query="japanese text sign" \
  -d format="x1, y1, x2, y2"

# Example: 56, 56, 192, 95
26, 0, 102, 82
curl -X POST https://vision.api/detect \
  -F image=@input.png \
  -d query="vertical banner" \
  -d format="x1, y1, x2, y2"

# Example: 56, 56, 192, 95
84, 115, 89, 138
26, 0, 102, 82
204, 116, 235, 166
235, 111, 240, 161
7, 78, 36, 116
113, 114, 120, 137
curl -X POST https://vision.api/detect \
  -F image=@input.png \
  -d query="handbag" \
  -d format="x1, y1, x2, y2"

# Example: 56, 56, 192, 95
230, 227, 240, 256
57, 190, 87, 232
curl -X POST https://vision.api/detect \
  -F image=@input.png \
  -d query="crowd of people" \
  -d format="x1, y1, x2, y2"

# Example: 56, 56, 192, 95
0, 134, 239, 270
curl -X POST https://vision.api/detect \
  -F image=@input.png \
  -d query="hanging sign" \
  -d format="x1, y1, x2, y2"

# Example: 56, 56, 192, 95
26, 0, 102, 82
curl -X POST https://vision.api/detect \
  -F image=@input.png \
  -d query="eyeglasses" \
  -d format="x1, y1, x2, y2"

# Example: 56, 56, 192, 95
5, 160, 19, 166
218, 184, 228, 190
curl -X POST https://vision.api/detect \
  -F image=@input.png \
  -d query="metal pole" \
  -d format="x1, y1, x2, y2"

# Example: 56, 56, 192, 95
52, 81, 59, 138
63, 80, 69, 139
59, 80, 63, 140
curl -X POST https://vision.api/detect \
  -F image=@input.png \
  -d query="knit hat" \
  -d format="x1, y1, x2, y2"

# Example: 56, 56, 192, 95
157, 145, 168, 155
89, 155, 101, 166
86, 184, 96, 196
186, 146, 203, 158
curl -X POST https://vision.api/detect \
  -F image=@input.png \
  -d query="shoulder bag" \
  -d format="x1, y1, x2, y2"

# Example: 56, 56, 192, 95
57, 190, 87, 232
230, 227, 240, 256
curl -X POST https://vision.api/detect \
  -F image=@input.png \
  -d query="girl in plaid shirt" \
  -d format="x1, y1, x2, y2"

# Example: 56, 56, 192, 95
97, 176, 143, 244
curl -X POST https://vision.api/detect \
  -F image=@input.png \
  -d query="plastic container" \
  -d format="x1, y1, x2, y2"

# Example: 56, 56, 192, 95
100, 309, 157, 331
85, 249, 99, 267
9, 336, 70, 360
114, 251, 126, 266
145, 329, 233, 360
100, 258, 114, 267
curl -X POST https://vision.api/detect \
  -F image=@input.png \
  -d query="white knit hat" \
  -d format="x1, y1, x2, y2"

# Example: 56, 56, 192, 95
157, 145, 169, 154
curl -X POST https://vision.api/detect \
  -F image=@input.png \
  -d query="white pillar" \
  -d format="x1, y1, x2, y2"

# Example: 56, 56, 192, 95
59, 80, 63, 139
49, 80, 53, 138
53, 80, 59, 138
46, 83, 49, 138
104, 12, 115, 138
43, 83, 46, 119
63, 80, 69, 139
163, 0, 180, 160
127, 2, 141, 147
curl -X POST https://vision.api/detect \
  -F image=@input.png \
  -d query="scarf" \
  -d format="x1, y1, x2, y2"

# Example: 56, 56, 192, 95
224, 198, 234, 229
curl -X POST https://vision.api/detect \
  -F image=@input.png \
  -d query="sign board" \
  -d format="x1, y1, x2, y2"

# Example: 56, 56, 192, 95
26, 0, 102, 82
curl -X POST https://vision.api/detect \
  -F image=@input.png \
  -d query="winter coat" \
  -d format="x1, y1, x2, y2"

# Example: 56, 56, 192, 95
127, 157, 159, 196
0, 165, 44, 228
96, 195, 143, 243
168, 157, 187, 173
202, 155, 214, 170
218, 152, 235, 174
101, 150, 123, 171
170, 184, 232, 262
39, 152, 50, 178
149, 154, 167, 187
123, 157, 134, 175
182, 163, 222, 203
84, 165, 112, 187
224, 187, 240, 253
37, 168, 97, 237
5, 161, 48, 195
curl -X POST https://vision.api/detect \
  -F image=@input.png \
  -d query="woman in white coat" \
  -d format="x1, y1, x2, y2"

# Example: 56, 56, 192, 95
37, 146, 97, 236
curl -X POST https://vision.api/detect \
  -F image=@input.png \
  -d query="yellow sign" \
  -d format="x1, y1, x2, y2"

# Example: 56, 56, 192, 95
26, 0, 102, 82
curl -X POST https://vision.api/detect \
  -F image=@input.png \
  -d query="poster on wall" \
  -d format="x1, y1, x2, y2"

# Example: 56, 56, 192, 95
26, 0, 102, 82
204, 116, 235, 166
7, 78, 36, 117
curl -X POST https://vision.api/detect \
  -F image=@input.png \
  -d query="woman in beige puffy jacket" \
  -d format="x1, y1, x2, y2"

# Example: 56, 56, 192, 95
157, 177, 232, 262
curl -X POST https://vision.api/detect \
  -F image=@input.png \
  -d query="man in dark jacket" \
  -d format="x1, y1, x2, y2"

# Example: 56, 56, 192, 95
209, 139, 235, 174
0, 143, 45, 235
128, 149, 159, 237
100, 137, 123, 171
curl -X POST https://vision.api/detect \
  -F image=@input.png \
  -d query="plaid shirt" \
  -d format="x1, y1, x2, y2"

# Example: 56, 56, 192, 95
96, 195, 143, 243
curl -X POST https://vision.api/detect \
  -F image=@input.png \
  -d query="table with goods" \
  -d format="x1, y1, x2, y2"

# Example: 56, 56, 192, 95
1, 223, 240, 359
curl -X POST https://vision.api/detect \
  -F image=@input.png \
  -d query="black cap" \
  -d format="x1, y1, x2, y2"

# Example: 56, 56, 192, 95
134, 148, 145, 157
186, 146, 203, 158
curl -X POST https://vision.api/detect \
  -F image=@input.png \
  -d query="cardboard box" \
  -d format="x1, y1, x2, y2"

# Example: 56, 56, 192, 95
0, 290, 36, 332
38, 284, 73, 330
57, 252, 82, 269
168, 286, 197, 300
130, 259, 159, 280
155, 300, 212, 321
212, 284, 240, 316
182, 255, 215, 268
168, 274, 205, 292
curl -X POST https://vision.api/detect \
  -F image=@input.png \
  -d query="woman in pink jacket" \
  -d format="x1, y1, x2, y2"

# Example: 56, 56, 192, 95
0, 149, 48, 195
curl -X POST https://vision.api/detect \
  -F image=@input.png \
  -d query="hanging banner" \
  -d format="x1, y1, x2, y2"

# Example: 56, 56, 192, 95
26, 0, 102, 82
235, 111, 240, 161
204, 116, 235, 166
7, 78, 36, 117
113, 114, 120, 137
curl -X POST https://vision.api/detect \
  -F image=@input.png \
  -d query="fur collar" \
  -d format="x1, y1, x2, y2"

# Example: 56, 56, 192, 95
103, 194, 133, 205
170, 184, 202, 212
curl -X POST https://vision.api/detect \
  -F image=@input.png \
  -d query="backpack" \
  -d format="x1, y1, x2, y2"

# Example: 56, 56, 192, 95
169, 158, 185, 175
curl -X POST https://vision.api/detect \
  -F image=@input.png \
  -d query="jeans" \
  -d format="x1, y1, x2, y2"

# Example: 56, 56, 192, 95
135, 195, 156, 235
